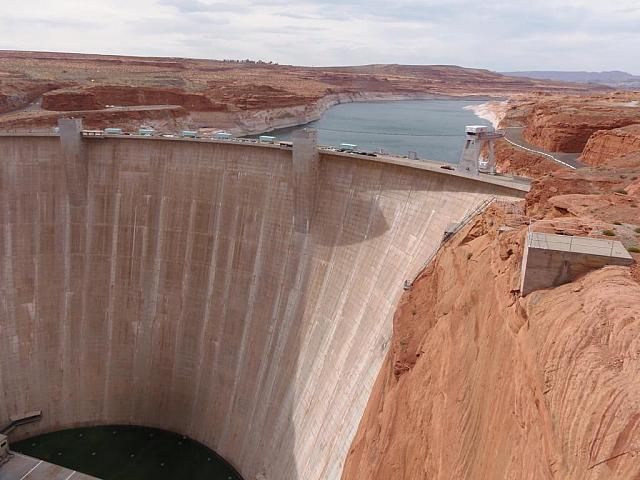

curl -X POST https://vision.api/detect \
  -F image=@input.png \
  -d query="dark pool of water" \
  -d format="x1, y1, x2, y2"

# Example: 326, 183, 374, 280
251, 99, 492, 163
12, 425, 243, 480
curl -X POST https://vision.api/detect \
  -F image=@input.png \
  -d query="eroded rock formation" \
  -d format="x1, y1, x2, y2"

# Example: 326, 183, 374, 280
41, 86, 224, 112
494, 140, 562, 178
501, 92, 640, 153
342, 199, 640, 480
581, 125, 640, 166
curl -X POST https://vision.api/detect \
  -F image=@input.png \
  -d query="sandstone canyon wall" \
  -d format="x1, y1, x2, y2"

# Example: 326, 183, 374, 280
341, 202, 640, 480
499, 93, 640, 156
581, 124, 640, 166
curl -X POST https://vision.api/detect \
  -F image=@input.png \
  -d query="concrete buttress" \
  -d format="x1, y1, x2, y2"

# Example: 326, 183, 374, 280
58, 118, 87, 206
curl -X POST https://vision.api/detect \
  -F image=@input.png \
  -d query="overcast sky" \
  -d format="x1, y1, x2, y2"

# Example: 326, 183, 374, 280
1, 0, 639, 73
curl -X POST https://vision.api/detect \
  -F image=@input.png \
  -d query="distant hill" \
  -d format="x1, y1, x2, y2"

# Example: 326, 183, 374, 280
502, 71, 640, 89
0, 50, 601, 133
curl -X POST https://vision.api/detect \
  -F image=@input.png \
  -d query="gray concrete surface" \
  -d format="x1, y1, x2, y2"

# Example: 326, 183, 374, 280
520, 232, 634, 296
0, 135, 526, 480
58, 118, 87, 207
0, 452, 98, 480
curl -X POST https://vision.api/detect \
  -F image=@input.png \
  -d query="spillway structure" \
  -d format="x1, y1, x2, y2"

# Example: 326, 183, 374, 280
0, 123, 528, 479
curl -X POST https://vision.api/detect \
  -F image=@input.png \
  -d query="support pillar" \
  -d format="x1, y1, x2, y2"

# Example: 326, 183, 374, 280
457, 136, 481, 176
58, 118, 87, 206
457, 126, 503, 176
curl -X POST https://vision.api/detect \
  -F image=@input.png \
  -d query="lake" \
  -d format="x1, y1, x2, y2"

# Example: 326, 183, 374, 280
253, 99, 492, 163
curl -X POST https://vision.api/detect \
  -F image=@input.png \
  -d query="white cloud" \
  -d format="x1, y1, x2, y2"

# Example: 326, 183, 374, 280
0, 0, 637, 73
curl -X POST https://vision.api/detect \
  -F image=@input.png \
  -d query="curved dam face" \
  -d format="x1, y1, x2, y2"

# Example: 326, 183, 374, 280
0, 134, 525, 479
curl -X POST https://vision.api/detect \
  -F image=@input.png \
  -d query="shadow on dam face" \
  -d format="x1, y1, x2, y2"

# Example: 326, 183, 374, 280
0, 135, 526, 479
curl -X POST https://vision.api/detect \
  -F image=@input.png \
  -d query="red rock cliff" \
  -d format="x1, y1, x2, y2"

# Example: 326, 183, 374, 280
502, 93, 640, 153
580, 124, 640, 166
341, 199, 640, 479
41, 85, 224, 111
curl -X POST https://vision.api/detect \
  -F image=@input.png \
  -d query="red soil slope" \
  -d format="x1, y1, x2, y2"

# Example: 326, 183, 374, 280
41, 86, 222, 112
494, 141, 562, 178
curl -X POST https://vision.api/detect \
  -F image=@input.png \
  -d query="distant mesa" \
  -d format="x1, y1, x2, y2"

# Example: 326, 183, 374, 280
502, 70, 640, 89
0, 50, 605, 135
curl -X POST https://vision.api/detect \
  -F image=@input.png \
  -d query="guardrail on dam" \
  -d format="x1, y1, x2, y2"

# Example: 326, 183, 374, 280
0, 128, 528, 479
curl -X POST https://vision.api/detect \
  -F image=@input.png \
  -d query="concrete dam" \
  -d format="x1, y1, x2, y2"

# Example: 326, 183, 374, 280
0, 129, 527, 479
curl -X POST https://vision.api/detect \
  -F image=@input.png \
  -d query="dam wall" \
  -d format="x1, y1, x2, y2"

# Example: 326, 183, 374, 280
0, 135, 526, 479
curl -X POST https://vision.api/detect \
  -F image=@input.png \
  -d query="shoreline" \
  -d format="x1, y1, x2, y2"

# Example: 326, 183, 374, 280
464, 99, 510, 129
0, 92, 510, 137
224, 92, 503, 137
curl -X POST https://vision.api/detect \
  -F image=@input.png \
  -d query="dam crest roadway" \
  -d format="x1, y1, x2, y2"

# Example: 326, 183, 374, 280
0, 123, 528, 480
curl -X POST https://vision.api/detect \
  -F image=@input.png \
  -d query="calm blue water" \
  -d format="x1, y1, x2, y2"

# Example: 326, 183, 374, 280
253, 100, 491, 163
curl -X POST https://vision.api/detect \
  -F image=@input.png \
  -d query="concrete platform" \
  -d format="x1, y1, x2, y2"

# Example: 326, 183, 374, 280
0, 453, 98, 480
520, 232, 634, 295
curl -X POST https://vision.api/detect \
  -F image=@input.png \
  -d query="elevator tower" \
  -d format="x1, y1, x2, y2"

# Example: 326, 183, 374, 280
457, 125, 504, 176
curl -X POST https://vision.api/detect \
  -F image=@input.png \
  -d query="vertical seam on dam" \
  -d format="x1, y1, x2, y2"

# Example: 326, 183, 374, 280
189, 170, 226, 431
103, 191, 121, 418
